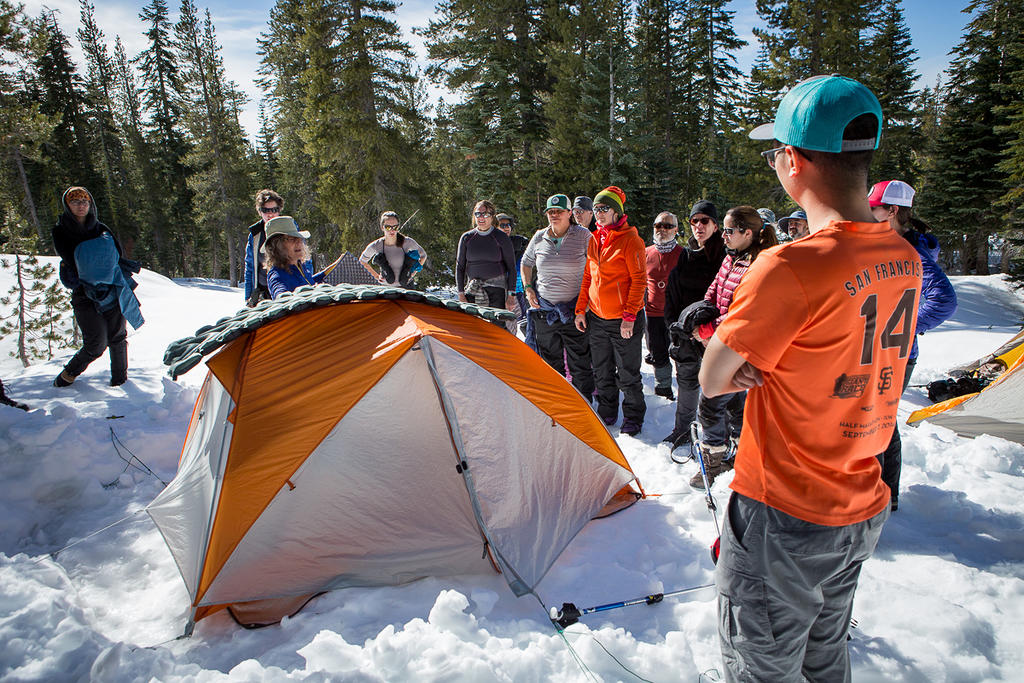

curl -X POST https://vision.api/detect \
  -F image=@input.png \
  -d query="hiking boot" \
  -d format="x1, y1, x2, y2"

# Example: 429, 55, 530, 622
620, 418, 642, 436
667, 430, 694, 463
689, 444, 728, 489
601, 415, 617, 427
670, 445, 695, 464
643, 352, 655, 366
110, 375, 127, 387
53, 370, 75, 388
654, 385, 675, 401
662, 428, 686, 445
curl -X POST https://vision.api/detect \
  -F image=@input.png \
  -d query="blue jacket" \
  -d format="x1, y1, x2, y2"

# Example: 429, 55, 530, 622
74, 233, 144, 330
267, 260, 326, 299
907, 229, 957, 360
243, 221, 267, 300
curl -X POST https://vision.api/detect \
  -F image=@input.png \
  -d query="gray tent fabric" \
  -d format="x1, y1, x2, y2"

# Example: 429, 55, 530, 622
152, 286, 640, 632
318, 252, 377, 286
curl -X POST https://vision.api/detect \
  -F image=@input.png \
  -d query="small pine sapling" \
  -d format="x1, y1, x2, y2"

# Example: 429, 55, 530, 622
0, 237, 75, 366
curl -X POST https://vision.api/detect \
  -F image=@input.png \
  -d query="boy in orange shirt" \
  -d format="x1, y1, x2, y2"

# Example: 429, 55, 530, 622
700, 76, 922, 681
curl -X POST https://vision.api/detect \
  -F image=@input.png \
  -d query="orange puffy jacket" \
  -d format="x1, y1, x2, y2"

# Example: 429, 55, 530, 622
575, 219, 647, 321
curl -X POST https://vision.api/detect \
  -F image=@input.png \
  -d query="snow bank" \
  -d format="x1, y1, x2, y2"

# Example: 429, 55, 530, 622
1, 259, 1023, 681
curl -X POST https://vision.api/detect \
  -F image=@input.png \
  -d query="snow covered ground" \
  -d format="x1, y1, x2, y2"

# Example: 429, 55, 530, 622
1, 258, 1023, 682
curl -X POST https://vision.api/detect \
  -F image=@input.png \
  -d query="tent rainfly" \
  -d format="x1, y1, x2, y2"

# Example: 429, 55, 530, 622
156, 284, 643, 633
908, 329, 1024, 444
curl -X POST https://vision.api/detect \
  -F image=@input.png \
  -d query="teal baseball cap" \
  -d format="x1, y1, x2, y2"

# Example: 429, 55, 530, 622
749, 75, 882, 153
545, 194, 571, 211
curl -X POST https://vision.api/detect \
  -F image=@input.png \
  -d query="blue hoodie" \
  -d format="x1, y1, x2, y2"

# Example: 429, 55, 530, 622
906, 228, 957, 360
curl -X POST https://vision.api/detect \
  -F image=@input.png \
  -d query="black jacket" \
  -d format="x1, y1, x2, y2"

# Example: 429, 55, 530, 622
664, 229, 727, 324
52, 188, 122, 291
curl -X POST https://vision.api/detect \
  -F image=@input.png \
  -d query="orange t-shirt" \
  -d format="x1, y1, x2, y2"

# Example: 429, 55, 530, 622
716, 221, 923, 526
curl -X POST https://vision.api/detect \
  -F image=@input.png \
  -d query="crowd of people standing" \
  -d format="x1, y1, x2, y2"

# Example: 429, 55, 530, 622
42, 74, 960, 682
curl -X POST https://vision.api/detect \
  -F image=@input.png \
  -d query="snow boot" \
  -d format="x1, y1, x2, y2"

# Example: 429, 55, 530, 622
53, 370, 76, 388
655, 386, 675, 400
690, 444, 728, 490
109, 342, 128, 386
620, 418, 642, 436
653, 364, 674, 400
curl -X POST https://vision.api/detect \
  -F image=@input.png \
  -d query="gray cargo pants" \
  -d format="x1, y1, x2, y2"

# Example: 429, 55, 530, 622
716, 493, 889, 682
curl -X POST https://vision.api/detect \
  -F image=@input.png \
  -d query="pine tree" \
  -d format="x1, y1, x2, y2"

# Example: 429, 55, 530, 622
993, 2, 1024, 281
135, 0, 193, 274
752, 0, 873, 90
258, 0, 328, 254
176, 2, 252, 284
77, 0, 138, 249
629, 0, 686, 221
289, 0, 434, 251
863, 0, 920, 183
541, 0, 622, 204
422, 0, 550, 218
0, 234, 74, 366
680, 0, 746, 205
920, 0, 1024, 274
28, 10, 104, 231
255, 99, 279, 188
0, 1, 53, 245
420, 99, 474, 281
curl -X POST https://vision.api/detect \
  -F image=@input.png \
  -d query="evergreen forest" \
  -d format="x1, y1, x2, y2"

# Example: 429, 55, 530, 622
1, 0, 1022, 286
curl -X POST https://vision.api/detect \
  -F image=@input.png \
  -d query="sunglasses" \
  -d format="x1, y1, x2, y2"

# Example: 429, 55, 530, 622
594, 205, 613, 214
654, 222, 677, 230
474, 211, 492, 218
68, 199, 90, 206
383, 224, 400, 231
721, 227, 749, 235
571, 208, 589, 213
498, 222, 512, 228
761, 146, 787, 169
260, 205, 281, 214
690, 217, 713, 226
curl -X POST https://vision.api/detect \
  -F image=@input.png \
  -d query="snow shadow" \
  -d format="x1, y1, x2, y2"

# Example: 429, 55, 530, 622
940, 281, 1024, 330
172, 278, 237, 293
875, 483, 1024, 570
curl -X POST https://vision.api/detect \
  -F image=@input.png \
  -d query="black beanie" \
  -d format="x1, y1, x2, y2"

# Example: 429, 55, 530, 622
689, 200, 719, 223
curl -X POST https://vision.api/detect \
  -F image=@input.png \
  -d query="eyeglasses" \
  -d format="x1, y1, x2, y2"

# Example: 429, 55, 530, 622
654, 222, 677, 230
690, 217, 713, 226
260, 205, 281, 214
761, 146, 786, 169
594, 205, 612, 214
68, 199, 90, 206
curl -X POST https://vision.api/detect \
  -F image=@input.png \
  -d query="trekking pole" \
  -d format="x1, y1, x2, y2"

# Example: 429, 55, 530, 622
399, 208, 420, 232
549, 584, 715, 629
692, 422, 721, 539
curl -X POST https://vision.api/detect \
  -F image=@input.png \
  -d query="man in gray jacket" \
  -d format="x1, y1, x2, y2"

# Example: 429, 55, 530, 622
521, 194, 595, 397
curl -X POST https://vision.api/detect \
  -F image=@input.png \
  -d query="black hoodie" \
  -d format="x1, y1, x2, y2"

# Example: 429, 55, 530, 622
663, 228, 727, 324
52, 187, 122, 290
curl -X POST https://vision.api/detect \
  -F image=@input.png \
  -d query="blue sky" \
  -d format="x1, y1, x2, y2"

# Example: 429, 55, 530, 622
30, 0, 972, 139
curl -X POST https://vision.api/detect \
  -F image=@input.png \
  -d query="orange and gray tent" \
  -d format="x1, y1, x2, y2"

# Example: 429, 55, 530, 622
908, 329, 1024, 444
156, 285, 642, 633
